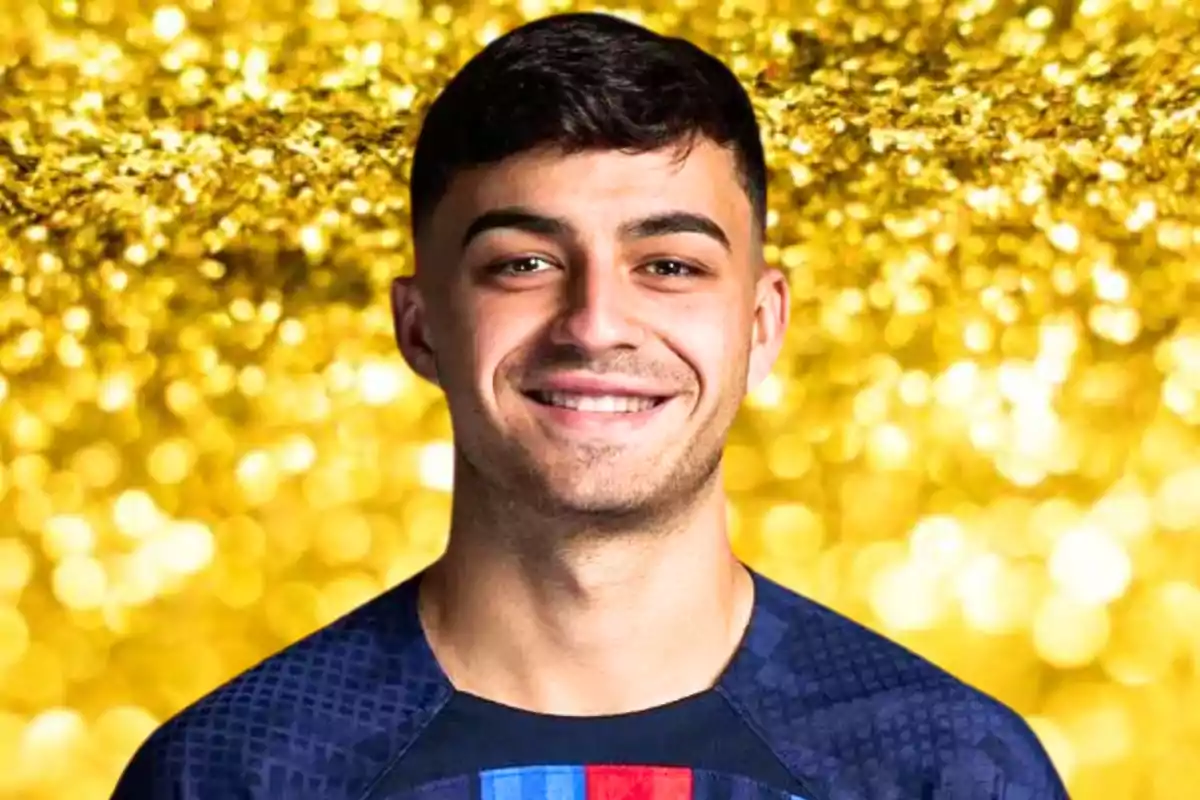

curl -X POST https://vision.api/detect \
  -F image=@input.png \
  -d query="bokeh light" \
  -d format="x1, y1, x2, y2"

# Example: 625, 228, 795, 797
2, 0, 1199, 798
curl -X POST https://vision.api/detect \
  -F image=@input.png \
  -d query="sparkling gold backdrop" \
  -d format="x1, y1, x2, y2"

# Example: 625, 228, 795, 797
1, 0, 1199, 797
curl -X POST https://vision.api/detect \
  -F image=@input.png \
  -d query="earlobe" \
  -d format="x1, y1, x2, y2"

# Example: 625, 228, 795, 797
390, 277, 441, 387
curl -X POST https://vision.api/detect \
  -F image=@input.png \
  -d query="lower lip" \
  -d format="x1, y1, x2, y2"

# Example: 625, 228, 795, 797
523, 395, 674, 434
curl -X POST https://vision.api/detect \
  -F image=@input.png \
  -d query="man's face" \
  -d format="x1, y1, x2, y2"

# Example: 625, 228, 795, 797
394, 140, 789, 519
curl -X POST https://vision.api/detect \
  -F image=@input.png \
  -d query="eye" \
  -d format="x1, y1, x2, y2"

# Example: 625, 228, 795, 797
641, 259, 702, 278
487, 256, 557, 276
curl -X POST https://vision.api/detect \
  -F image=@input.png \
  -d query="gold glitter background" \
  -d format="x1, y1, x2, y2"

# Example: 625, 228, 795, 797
2, 0, 1199, 797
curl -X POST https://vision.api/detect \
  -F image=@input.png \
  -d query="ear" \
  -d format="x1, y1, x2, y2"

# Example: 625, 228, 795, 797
391, 276, 440, 386
745, 266, 790, 391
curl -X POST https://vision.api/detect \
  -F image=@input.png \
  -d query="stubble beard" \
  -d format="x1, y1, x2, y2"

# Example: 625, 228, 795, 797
453, 424, 728, 545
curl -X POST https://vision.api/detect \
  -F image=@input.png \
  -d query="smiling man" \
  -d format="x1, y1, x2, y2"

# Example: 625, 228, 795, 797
112, 12, 1069, 800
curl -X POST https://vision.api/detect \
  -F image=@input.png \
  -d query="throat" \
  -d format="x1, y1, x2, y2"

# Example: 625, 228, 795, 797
417, 551, 754, 717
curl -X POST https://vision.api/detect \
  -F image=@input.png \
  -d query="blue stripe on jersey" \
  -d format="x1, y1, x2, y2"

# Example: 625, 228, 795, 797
480, 765, 586, 800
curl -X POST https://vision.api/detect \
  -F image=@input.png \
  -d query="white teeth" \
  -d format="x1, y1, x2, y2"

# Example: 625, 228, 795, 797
537, 392, 660, 413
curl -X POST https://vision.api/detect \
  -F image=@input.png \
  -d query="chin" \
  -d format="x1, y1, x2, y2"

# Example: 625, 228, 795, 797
475, 439, 725, 522
532, 477, 660, 518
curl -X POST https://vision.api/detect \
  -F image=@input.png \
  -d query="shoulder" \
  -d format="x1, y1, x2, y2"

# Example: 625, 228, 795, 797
110, 575, 453, 800
720, 571, 1069, 800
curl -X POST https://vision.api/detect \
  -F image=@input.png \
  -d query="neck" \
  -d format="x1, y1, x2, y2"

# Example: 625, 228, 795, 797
418, 467, 753, 717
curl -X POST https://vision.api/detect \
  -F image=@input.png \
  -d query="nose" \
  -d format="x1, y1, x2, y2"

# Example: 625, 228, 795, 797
548, 260, 644, 354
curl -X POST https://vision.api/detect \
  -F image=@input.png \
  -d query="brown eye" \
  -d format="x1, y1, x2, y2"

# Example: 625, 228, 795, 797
488, 256, 557, 276
641, 259, 701, 278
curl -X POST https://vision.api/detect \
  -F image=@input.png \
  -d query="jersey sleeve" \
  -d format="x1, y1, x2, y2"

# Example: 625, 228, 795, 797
720, 572, 1073, 800
105, 575, 453, 800
928, 700, 1070, 800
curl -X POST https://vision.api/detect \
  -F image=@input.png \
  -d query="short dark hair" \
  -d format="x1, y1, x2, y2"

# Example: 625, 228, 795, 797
408, 12, 767, 236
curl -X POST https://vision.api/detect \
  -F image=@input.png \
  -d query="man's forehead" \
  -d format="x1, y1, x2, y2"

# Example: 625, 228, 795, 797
430, 143, 748, 237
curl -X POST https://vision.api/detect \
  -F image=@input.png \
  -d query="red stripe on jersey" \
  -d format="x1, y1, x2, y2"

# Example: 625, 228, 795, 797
584, 765, 692, 800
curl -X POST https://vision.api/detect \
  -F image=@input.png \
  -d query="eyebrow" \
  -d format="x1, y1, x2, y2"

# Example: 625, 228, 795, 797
458, 206, 732, 253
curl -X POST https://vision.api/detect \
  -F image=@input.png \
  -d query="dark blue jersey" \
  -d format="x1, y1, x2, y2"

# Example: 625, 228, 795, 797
111, 569, 1069, 800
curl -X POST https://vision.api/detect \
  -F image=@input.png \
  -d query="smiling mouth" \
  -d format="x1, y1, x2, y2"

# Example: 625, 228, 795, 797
524, 390, 669, 414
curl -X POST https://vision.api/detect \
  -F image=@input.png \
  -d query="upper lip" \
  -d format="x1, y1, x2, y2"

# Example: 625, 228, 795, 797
522, 374, 673, 398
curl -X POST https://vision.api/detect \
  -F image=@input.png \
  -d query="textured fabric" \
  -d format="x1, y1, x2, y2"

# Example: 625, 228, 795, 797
110, 568, 1070, 800
111, 578, 454, 800
718, 574, 1069, 800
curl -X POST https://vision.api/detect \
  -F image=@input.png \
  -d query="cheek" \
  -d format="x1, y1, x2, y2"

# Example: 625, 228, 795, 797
469, 296, 549, 390
666, 306, 748, 386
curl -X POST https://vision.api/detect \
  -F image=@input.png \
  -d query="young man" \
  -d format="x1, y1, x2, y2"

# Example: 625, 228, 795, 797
113, 12, 1068, 800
